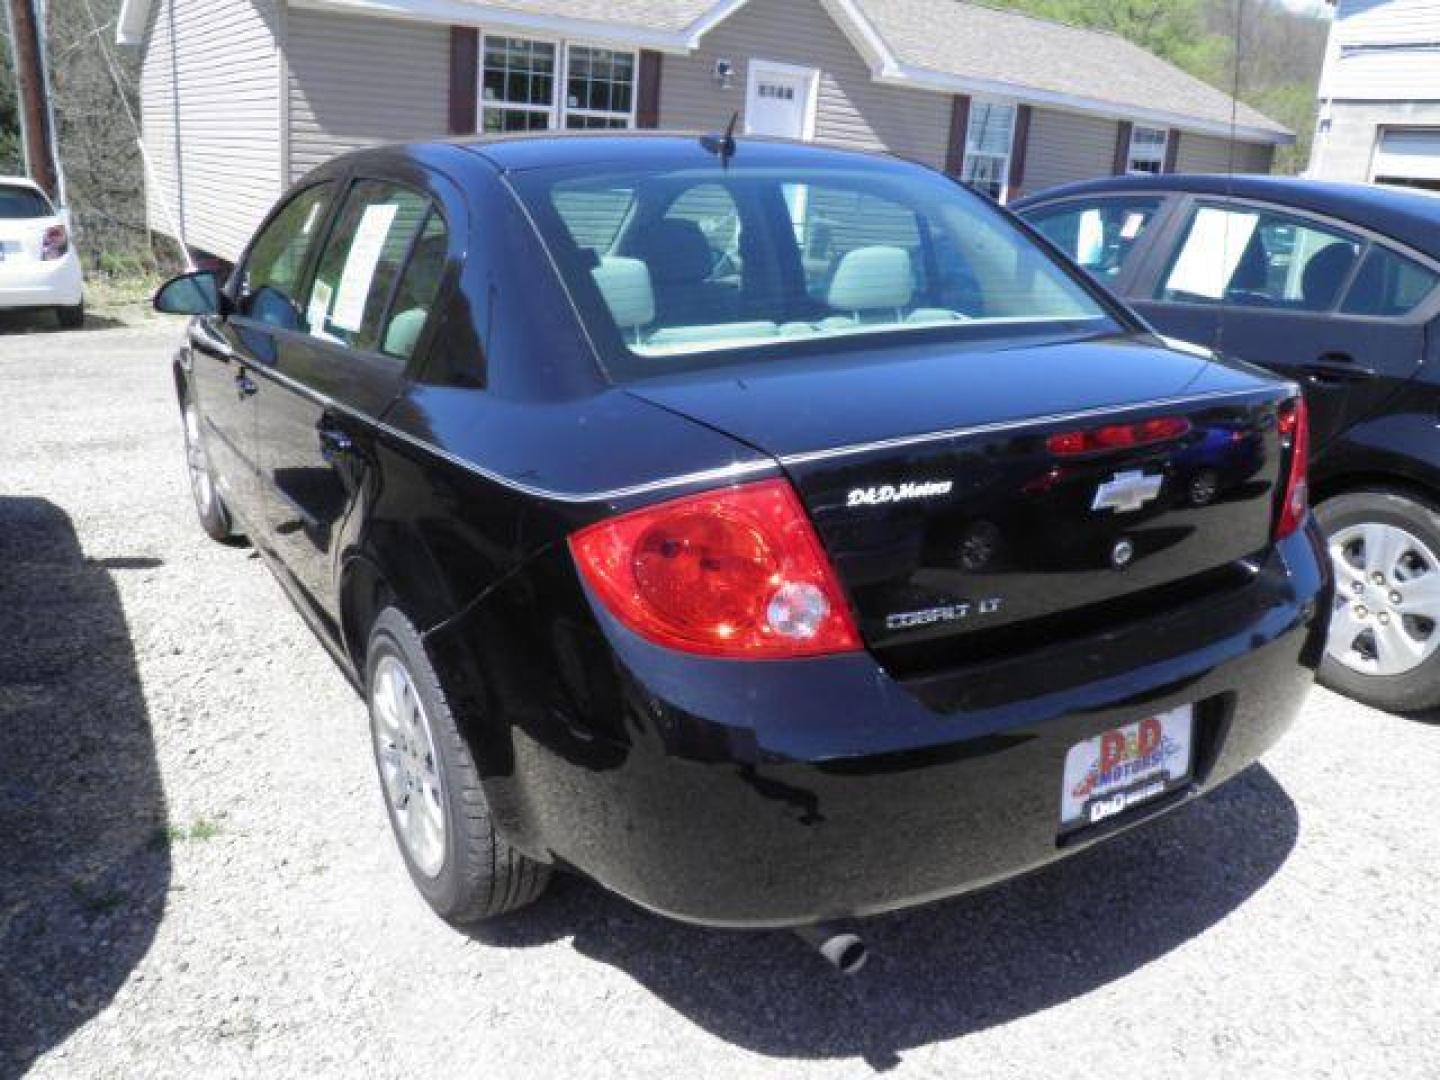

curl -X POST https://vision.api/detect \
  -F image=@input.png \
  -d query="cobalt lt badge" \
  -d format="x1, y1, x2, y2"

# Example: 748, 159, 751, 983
1092, 470, 1163, 513
1110, 537, 1136, 569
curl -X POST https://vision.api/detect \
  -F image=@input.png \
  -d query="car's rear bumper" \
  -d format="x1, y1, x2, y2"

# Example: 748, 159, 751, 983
0, 254, 83, 309
434, 524, 1329, 928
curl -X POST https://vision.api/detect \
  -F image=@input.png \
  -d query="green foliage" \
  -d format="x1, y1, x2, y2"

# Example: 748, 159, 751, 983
987, 0, 1330, 174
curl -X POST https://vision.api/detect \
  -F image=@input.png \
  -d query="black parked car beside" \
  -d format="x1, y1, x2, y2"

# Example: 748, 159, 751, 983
154, 135, 1327, 951
1016, 175, 1440, 712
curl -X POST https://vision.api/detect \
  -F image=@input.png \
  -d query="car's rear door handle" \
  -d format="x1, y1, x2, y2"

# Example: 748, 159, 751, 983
1302, 353, 1376, 385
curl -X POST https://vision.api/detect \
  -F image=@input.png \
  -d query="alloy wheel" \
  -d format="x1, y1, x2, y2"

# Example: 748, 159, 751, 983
371, 654, 448, 877
183, 405, 215, 518
1327, 522, 1440, 677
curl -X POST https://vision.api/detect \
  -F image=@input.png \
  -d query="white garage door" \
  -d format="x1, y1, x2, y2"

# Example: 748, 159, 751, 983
1373, 128, 1440, 184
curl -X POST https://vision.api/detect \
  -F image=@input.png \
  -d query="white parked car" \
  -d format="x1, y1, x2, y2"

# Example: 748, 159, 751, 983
0, 176, 84, 328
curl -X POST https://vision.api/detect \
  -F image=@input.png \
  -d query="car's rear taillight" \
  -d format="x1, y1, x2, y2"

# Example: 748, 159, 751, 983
41, 224, 68, 261
569, 478, 862, 658
1274, 395, 1309, 540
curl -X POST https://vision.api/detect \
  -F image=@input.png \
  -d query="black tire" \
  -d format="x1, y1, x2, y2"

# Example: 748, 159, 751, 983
181, 399, 234, 542
1317, 489, 1440, 713
365, 607, 550, 923
55, 302, 84, 329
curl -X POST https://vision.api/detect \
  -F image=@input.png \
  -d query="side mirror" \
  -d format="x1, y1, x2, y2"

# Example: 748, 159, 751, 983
153, 270, 225, 316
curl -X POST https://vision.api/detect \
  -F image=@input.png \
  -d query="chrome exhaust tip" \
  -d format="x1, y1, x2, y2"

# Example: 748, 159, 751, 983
794, 923, 868, 975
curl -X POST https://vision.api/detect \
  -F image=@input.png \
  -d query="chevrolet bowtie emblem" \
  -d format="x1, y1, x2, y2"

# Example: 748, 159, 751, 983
1092, 470, 1163, 513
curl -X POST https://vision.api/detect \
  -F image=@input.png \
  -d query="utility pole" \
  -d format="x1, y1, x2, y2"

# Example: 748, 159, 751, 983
5, 0, 61, 203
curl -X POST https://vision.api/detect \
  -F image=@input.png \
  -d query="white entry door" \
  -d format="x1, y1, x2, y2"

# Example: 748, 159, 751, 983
744, 60, 819, 140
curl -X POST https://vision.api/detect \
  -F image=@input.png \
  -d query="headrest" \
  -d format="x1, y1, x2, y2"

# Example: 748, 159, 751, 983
629, 219, 715, 285
827, 246, 915, 312
1302, 242, 1358, 309
591, 256, 655, 331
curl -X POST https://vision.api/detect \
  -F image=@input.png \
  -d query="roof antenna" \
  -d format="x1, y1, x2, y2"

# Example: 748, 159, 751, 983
1218, 0, 1246, 361
701, 111, 740, 167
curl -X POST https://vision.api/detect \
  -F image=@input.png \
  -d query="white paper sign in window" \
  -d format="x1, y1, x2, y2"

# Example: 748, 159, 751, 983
331, 203, 399, 333
1165, 208, 1259, 301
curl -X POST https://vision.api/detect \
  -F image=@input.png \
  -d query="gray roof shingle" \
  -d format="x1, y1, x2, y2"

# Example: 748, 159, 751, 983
449, 0, 717, 34
861, 0, 1288, 135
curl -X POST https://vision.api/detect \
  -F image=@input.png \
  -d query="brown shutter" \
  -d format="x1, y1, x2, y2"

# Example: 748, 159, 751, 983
1113, 120, 1134, 175
945, 94, 971, 177
1007, 104, 1032, 199
1163, 128, 1181, 173
637, 50, 663, 129
449, 28, 479, 135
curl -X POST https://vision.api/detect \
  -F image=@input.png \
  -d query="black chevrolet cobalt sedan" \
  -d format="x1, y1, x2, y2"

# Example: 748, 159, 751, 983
154, 134, 1329, 943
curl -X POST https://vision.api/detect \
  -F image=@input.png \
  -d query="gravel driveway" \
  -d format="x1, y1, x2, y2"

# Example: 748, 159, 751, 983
3, 320, 1439, 1080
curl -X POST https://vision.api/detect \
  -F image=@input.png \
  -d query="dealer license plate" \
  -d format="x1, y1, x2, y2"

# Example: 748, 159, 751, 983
1060, 705, 1193, 828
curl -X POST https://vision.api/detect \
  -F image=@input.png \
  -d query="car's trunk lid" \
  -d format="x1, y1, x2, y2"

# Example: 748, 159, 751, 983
627, 332, 1294, 665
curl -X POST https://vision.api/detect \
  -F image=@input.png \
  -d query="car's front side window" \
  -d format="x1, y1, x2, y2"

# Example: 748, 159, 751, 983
1156, 203, 1362, 312
302, 181, 434, 356
239, 183, 335, 329
1025, 197, 1164, 284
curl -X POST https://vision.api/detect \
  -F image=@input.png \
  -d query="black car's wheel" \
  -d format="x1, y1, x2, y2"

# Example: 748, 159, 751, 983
1317, 490, 1440, 713
55, 302, 84, 329
182, 399, 234, 542
365, 607, 550, 923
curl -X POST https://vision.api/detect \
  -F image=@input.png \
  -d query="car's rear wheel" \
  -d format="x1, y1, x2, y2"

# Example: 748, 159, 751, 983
55, 302, 84, 329
365, 607, 550, 923
1317, 490, 1440, 713
182, 399, 234, 542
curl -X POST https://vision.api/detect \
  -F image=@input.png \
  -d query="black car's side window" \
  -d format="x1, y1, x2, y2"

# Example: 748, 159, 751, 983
303, 181, 436, 357
1340, 245, 1440, 319
1025, 198, 1164, 284
238, 182, 335, 330
1156, 203, 1362, 313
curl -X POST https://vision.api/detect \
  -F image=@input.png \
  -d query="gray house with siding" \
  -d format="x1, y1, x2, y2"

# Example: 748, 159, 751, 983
117, 0, 1291, 264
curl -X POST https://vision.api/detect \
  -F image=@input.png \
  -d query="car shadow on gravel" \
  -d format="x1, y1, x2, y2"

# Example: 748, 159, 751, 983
0, 498, 170, 1073
0, 310, 128, 334
472, 764, 1296, 1070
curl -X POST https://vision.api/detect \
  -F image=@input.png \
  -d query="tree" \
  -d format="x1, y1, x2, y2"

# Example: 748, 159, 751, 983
988, 0, 1330, 174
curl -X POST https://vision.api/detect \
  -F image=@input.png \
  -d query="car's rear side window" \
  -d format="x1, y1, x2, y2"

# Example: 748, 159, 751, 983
303, 181, 435, 356
240, 182, 335, 329
1156, 203, 1362, 312
1025, 197, 1164, 284
0, 184, 52, 219
1340, 245, 1440, 318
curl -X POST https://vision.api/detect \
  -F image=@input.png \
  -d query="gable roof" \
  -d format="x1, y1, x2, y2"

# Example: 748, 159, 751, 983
117, 0, 1290, 142
851, 0, 1290, 140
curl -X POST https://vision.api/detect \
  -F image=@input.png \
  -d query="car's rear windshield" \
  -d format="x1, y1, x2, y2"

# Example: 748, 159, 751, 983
0, 183, 53, 219
509, 155, 1117, 380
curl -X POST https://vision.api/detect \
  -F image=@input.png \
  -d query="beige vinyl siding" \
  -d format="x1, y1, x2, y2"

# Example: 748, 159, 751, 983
1019, 109, 1120, 197
286, 10, 449, 183
659, 0, 950, 170
140, 0, 282, 262
1175, 133, 1273, 174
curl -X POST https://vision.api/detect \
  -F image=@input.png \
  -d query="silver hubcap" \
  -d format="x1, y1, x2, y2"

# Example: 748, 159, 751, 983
183, 406, 215, 517
1327, 522, 1440, 677
371, 655, 447, 877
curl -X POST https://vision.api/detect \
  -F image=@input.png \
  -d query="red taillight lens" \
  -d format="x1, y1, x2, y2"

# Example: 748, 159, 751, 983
41, 224, 68, 261
569, 478, 862, 658
1275, 395, 1310, 540
1046, 417, 1191, 456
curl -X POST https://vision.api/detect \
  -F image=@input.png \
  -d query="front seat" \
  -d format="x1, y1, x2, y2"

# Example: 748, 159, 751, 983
627, 218, 738, 327
1301, 242, 1359, 311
